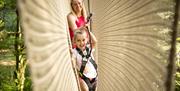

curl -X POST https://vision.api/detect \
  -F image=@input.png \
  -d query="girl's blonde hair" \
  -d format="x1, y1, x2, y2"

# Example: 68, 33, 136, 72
73, 29, 87, 41
70, 0, 87, 19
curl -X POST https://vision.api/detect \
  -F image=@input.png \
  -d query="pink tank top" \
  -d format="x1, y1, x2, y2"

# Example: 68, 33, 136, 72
69, 16, 86, 41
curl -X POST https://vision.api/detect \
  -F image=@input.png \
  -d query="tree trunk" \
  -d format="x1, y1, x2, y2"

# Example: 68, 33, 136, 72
14, 9, 26, 91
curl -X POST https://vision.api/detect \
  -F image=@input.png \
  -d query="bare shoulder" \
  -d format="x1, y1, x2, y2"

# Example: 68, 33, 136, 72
67, 13, 76, 20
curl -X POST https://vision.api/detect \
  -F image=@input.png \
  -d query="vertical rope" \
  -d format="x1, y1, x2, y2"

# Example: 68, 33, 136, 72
166, 0, 179, 91
87, 0, 91, 14
87, 0, 92, 31
86, 0, 93, 55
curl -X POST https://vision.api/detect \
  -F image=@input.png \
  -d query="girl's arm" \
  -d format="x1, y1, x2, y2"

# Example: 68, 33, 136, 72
89, 31, 97, 48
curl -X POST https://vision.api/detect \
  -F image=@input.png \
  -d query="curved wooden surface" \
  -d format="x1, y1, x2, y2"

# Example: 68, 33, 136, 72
92, 0, 176, 91
18, 0, 78, 91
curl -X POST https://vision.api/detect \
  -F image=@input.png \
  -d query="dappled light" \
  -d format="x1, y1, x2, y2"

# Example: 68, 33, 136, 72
0, 60, 15, 66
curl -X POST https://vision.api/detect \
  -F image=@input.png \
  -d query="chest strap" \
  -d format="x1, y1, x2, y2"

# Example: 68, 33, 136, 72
76, 47, 97, 77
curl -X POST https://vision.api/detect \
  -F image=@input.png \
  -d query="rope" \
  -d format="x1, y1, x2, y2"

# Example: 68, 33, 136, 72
86, 0, 93, 57
87, 0, 91, 14
87, 0, 92, 32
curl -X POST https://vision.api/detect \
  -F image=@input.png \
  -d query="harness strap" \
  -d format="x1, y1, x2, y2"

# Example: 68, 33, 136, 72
76, 47, 90, 74
82, 75, 97, 91
89, 57, 97, 70
76, 46, 97, 91
76, 46, 97, 76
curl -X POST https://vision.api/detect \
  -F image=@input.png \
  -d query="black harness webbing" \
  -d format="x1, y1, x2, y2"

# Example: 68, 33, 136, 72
76, 47, 97, 91
76, 47, 97, 74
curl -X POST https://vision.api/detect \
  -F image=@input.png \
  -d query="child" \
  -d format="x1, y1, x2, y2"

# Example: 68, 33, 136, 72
71, 28, 98, 91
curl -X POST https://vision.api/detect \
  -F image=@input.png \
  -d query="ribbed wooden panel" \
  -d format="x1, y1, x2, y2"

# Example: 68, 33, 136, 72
18, 0, 78, 91
92, 0, 175, 91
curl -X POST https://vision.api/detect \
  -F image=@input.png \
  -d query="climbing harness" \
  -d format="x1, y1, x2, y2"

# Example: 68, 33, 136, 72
76, 47, 97, 74
76, 46, 97, 91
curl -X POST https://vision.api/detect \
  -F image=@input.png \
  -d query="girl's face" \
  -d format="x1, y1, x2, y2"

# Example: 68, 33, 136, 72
71, 0, 83, 13
75, 33, 87, 51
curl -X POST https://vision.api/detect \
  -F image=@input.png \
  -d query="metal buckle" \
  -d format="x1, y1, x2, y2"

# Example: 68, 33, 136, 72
83, 57, 87, 61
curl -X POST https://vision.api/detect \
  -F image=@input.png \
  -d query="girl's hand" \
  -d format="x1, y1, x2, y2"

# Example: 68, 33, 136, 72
79, 26, 88, 32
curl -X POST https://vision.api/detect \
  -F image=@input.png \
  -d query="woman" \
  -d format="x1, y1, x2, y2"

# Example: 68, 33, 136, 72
67, 0, 88, 46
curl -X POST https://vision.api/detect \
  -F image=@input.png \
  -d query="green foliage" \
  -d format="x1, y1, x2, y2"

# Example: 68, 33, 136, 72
0, 66, 16, 91
0, 20, 4, 30
0, 30, 7, 41
0, 35, 14, 49
23, 77, 32, 91
176, 72, 180, 90
0, 0, 30, 91
4, 11, 17, 32
0, 1, 16, 33
23, 66, 32, 91
0, 0, 5, 10
0, 0, 17, 32
0, 78, 16, 91
0, 65, 32, 91
0, 34, 15, 61
176, 40, 180, 91
4, 0, 16, 10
